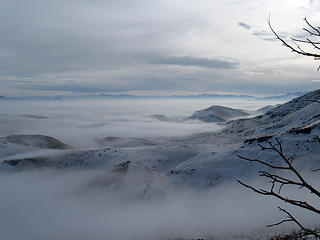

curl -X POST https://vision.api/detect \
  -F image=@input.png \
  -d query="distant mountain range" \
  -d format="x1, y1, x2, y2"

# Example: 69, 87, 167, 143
0, 91, 307, 101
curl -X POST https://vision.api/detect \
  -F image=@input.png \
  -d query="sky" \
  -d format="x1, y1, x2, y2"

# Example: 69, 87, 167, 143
1, 0, 320, 96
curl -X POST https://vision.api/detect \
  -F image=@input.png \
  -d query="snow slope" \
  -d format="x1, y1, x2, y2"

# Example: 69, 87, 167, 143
1, 134, 68, 149
0, 134, 69, 160
188, 105, 249, 122
1, 89, 319, 195
255, 105, 274, 114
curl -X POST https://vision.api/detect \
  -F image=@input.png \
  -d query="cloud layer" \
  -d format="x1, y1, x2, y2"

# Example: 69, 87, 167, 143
0, 0, 320, 96
1, 169, 319, 240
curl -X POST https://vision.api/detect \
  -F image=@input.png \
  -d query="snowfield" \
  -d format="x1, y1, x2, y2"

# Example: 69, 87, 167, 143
0, 91, 319, 239
1, 90, 319, 189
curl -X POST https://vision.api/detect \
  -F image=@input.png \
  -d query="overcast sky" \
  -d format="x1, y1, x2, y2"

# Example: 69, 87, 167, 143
1, 0, 320, 96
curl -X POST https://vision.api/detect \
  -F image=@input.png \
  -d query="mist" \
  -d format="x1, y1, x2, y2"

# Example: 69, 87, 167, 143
1, 0, 319, 237
0, 98, 281, 148
1, 97, 316, 240
1, 169, 317, 240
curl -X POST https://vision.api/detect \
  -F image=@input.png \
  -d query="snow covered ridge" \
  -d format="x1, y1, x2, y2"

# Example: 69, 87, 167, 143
149, 105, 252, 123
0, 89, 319, 191
255, 105, 275, 114
1, 134, 68, 149
224, 88, 320, 136
0, 135, 70, 164
187, 105, 249, 122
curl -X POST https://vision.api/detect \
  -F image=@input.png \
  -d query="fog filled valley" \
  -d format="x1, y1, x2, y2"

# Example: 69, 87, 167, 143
0, 98, 280, 148
1, 92, 320, 240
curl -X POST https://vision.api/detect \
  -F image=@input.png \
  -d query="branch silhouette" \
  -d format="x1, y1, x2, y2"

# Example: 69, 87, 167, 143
238, 138, 320, 238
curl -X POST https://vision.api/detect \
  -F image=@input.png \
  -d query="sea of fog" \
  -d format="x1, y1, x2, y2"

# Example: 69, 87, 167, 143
2, 98, 314, 240
0, 98, 283, 148
1, 169, 318, 240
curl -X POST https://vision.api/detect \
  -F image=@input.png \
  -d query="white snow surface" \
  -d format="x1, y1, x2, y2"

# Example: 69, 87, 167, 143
188, 105, 249, 122
0, 92, 319, 240
1, 90, 319, 191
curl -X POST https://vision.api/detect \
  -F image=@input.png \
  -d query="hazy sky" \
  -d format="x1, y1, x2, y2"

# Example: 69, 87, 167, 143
1, 0, 320, 96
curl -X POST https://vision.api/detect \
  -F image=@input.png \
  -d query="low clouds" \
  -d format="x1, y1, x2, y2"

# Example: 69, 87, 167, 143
150, 56, 238, 69
1, 168, 318, 240
252, 30, 278, 41
238, 22, 251, 30
0, 0, 319, 96
0, 171, 279, 240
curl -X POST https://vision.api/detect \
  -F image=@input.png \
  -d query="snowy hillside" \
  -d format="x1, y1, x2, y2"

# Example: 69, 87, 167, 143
188, 105, 249, 122
255, 105, 274, 114
1, 134, 68, 149
0, 90, 319, 240
0, 89, 319, 196
0, 134, 68, 160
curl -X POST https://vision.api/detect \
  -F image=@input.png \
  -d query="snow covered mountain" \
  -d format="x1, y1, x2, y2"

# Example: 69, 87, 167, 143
0, 89, 319, 195
0, 134, 68, 160
1, 134, 68, 149
255, 105, 275, 114
187, 105, 249, 122
0, 91, 306, 101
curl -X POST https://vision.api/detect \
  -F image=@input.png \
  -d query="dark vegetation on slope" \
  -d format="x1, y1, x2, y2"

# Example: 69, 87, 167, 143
2, 134, 68, 149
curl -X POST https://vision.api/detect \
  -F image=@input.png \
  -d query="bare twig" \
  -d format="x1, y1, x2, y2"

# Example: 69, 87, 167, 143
307, 98, 320, 103
238, 138, 320, 236
268, 207, 320, 238
268, 17, 320, 70
237, 18, 320, 236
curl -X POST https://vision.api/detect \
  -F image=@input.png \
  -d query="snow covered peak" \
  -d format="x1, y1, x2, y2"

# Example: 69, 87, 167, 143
188, 105, 249, 122
265, 89, 320, 118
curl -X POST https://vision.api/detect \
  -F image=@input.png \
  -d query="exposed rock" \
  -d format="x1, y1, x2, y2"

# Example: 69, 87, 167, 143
244, 135, 274, 144
114, 161, 131, 172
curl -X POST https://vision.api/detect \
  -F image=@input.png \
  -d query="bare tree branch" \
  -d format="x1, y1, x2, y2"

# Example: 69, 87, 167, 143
268, 207, 320, 238
236, 154, 289, 170
238, 138, 320, 236
237, 16, 320, 237
268, 17, 320, 70
304, 17, 320, 36
307, 98, 320, 103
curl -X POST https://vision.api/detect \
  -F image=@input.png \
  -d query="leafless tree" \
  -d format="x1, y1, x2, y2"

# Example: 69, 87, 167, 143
238, 138, 320, 238
268, 17, 320, 70
237, 18, 320, 238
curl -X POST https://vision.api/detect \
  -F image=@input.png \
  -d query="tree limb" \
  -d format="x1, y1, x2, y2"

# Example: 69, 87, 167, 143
238, 138, 320, 235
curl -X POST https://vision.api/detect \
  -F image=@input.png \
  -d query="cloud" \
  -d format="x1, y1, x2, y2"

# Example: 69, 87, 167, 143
0, 0, 318, 96
0, 169, 318, 240
252, 30, 283, 41
238, 22, 251, 30
150, 56, 238, 69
